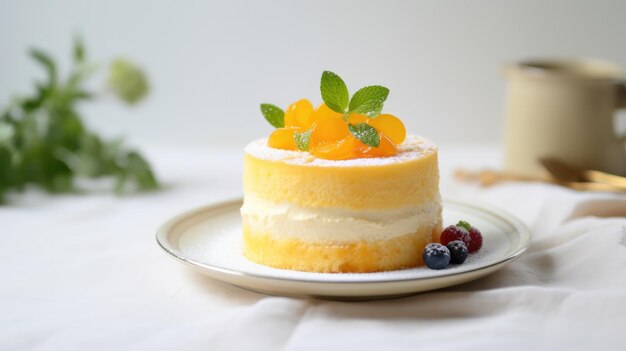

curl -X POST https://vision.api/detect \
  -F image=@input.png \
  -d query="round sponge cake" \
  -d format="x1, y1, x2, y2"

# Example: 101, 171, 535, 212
241, 135, 442, 273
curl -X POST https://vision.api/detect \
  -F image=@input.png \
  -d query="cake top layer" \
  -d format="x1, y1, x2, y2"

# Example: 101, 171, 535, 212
245, 134, 436, 167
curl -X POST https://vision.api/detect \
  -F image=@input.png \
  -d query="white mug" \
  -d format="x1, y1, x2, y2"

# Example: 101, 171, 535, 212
503, 58, 626, 176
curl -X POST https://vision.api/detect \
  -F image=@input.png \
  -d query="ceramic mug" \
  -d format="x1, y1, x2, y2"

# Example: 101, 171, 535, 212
503, 58, 626, 177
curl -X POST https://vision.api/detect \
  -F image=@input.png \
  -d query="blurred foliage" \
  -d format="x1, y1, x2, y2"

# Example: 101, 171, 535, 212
0, 37, 159, 203
109, 59, 149, 104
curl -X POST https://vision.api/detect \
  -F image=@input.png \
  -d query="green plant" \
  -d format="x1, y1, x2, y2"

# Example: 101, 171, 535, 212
0, 37, 159, 203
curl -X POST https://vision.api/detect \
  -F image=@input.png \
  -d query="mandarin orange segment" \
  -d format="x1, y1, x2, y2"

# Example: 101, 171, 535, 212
354, 132, 397, 158
310, 103, 343, 124
268, 99, 403, 159
268, 127, 299, 150
285, 99, 314, 128
347, 113, 368, 125
311, 135, 357, 160
367, 114, 406, 144
310, 117, 350, 146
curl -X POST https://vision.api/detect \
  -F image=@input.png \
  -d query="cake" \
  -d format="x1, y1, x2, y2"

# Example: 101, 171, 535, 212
241, 71, 442, 273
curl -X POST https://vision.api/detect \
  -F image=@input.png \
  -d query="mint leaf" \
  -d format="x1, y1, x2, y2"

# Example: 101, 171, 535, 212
320, 71, 349, 113
114, 151, 159, 194
260, 103, 284, 128
348, 123, 379, 147
367, 104, 384, 118
126, 151, 159, 190
348, 85, 389, 115
29, 49, 57, 86
0, 122, 14, 146
294, 129, 312, 151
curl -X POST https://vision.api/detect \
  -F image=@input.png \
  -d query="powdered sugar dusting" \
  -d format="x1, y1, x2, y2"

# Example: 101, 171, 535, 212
244, 135, 437, 167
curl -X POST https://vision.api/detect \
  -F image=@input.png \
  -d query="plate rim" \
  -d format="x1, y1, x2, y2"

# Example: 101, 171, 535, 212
156, 197, 531, 286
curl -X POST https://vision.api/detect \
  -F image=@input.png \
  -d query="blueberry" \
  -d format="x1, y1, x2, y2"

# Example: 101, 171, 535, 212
446, 240, 468, 264
423, 243, 450, 270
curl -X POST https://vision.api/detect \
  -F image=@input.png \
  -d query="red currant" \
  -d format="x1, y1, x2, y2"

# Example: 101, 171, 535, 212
467, 226, 483, 253
440, 224, 471, 247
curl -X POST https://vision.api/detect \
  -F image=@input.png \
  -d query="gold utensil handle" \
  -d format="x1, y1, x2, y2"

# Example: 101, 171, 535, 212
454, 169, 550, 187
566, 180, 626, 192
455, 168, 626, 192
587, 170, 626, 189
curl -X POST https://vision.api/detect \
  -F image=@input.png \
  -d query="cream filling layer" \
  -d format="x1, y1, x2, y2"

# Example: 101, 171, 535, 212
241, 194, 442, 243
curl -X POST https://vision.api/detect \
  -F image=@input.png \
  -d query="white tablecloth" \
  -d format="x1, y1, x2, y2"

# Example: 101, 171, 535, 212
2, 145, 626, 350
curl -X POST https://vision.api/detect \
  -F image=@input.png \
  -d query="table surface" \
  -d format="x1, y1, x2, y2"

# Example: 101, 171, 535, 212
3, 145, 626, 350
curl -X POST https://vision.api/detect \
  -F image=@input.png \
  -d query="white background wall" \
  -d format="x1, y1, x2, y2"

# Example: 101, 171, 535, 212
2, 0, 626, 148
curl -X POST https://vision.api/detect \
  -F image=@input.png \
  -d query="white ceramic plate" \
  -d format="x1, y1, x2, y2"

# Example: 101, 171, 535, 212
156, 198, 530, 300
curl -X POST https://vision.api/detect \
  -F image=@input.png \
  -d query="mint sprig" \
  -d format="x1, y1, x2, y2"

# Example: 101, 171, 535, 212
320, 71, 350, 114
261, 71, 393, 150
294, 130, 312, 151
348, 123, 379, 147
320, 71, 389, 146
348, 85, 389, 116
260, 103, 285, 128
